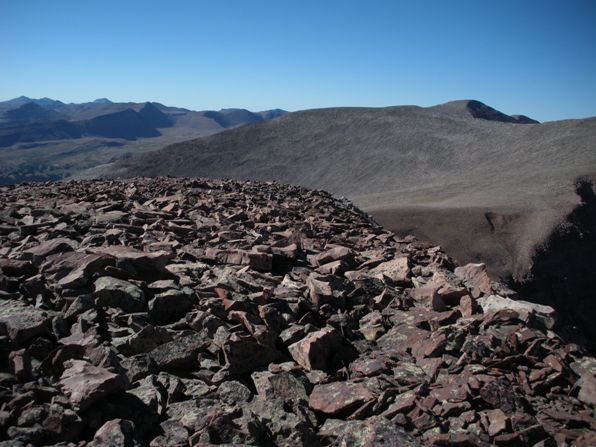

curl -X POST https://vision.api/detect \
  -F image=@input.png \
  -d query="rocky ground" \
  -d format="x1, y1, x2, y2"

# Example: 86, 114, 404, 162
0, 177, 595, 446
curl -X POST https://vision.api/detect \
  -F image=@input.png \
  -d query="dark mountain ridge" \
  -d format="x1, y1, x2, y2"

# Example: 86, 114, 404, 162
2, 102, 67, 124
0, 96, 289, 185
138, 102, 173, 128
431, 99, 540, 124
0, 98, 287, 148
0, 96, 289, 123
0, 108, 161, 147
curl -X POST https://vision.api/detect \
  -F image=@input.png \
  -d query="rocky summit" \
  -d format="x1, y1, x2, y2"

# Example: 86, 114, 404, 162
0, 177, 595, 447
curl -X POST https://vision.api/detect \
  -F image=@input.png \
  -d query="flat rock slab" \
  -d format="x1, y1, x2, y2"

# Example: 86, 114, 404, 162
94, 276, 145, 312
478, 294, 556, 328
369, 256, 411, 284
60, 360, 125, 411
21, 237, 77, 266
42, 251, 115, 289
309, 381, 375, 415
325, 416, 421, 447
0, 300, 55, 343
149, 334, 208, 370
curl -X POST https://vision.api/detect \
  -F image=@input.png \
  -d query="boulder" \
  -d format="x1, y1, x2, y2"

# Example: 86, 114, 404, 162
309, 381, 375, 416
90, 246, 173, 279
94, 276, 146, 312
89, 419, 141, 447
369, 256, 410, 284
149, 333, 208, 370
0, 300, 55, 343
205, 248, 272, 272
148, 288, 194, 324
477, 294, 556, 328
42, 251, 115, 289
454, 263, 492, 298
59, 360, 125, 410
21, 238, 77, 266
323, 416, 420, 446
288, 327, 342, 371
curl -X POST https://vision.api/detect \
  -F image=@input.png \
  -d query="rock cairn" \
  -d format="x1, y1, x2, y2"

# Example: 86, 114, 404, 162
0, 177, 594, 446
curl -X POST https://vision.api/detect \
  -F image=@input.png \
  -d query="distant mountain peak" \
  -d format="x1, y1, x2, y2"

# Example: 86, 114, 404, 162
92, 98, 112, 104
138, 102, 173, 128
431, 99, 539, 124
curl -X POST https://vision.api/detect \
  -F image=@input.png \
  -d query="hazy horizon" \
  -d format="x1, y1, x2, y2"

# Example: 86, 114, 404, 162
2, 0, 596, 121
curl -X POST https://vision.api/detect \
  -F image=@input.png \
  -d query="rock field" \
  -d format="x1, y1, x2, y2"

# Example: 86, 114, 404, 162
0, 177, 594, 446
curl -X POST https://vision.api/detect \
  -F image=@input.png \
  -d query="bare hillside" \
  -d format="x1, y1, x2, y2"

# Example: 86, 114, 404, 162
113, 101, 596, 341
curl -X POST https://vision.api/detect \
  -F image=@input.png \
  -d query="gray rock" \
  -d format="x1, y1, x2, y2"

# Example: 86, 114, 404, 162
0, 300, 55, 343
149, 333, 208, 370
477, 294, 556, 329
94, 276, 146, 312
148, 288, 194, 324
217, 380, 252, 404
89, 419, 141, 447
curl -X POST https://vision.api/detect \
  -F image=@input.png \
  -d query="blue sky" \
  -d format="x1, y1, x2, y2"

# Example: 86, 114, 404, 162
1, 0, 595, 121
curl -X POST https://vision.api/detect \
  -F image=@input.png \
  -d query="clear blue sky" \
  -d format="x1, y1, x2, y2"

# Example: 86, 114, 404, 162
1, 0, 595, 121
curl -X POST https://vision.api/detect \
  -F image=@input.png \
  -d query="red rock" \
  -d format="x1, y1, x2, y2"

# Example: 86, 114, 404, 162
204, 247, 272, 271
306, 274, 345, 307
287, 326, 342, 371
454, 263, 492, 298
251, 371, 309, 401
381, 390, 417, 417
486, 408, 509, 437
0, 258, 36, 277
21, 238, 77, 266
1, 177, 595, 446
438, 401, 471, 417
311, 245, 354, 266
89, 419, 140, 447
543, 354, 563, 372
309, 381, 375, 415
94, 276, 146, 313
223, 333, 281, 374
429, 381, 469, 403
369, 256, 410, 284
411, 286, 447, 311
432, 280, 468, 305
9, 349, 32, 381
577, 372, 596, 406
477, 295, 556, 329
412, 332, 447, 360
459, 294, 476, 317
90, 246, 174, 278
59, 360, 125, 410
372, 288, 393, 309
317, 260, 348, 275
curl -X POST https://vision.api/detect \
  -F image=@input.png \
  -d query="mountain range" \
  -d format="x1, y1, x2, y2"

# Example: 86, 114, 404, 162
0, 96, 287, 184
